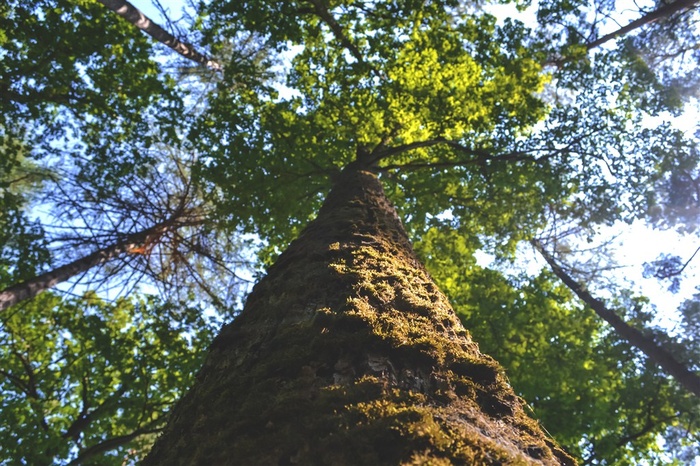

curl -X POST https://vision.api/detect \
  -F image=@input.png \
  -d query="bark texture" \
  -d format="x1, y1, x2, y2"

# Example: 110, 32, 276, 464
145, 166, 575, 465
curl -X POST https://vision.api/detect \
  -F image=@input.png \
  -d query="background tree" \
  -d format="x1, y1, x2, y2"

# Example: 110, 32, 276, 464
0, 0, 182, 184
96, 0, 222, 70
1, 1, 253, 462
1, 0, 259, 311
412, 223, 700, 464
532, 238, 700, 396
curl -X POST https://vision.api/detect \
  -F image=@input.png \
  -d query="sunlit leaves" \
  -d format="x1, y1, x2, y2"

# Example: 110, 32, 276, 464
195, 1, 553, 263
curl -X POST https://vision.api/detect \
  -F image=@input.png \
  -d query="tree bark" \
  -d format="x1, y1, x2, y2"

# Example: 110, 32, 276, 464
96, 0, 221, 71
585, 0, 699, 51
532, 240, 700, 397
0, 223, 168, 312
145, 164, 575, 465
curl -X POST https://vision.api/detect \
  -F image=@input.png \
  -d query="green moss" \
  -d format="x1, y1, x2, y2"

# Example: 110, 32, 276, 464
145, 169, 575, 465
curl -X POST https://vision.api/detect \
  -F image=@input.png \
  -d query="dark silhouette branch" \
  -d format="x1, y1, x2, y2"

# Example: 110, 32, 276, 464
652, 245, 700, 279
616, 412, 678, 447
532, 239, 700, 397
585, 0, 699, 51
305, 0, 368, 67
63, 385, 129, 441
66, 424, 162, 466
369, 137, 544, 172
1, 83, 72, 106
0, 219, 190, 312
0, 367, 31, 397
370, 138, 448, 164
96, 0, 221, 70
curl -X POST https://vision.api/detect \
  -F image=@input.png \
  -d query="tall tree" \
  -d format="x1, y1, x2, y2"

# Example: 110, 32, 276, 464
0, 144, 252, 313
584, 0, 699, 51
144, 163, 575, 465
0, 219, 181, 312
540, 0, 700, 103
538, 0, 699, 52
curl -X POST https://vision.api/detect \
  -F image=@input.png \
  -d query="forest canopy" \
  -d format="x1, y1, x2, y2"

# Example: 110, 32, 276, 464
1, 0, 699, 464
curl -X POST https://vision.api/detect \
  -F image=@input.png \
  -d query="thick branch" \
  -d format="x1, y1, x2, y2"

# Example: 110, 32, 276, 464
532, 239, 700, 397
0, 221, 177, 312
63, 384, 129, 441
0, 368, 31, 397
615, 414, 678, 447
66, 425, 162, 466
0, 84, 72, 106
368, 138, 447, 166
305, 0, 367, 66
370, 137, 537, 172
586, 0, 699, 50
96, 0, 221, 70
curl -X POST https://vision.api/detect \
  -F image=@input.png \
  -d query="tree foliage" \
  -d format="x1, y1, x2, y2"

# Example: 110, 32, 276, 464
0, 292, 215, 465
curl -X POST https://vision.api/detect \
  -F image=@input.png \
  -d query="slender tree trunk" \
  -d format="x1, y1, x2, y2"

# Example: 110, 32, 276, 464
532, 240, 700, 397
0, 223, 168, 312
96, 0, 221, 70
586, 0, 699, 50
145, 164, 574, 465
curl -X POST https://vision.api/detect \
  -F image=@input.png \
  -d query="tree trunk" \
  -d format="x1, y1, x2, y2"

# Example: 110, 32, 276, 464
144, 165, 575, 465
96, 0, 221, 70
0, 223, 168, 312
586, 0, 699, 51
532, 240, 700, 397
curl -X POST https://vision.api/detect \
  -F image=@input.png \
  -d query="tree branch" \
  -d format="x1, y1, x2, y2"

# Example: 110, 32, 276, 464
652, 245, 700, 279
0, 217, 192, 312
585, 0, 699, 51
532, 239, 700, 397
66, 424, 163, 466
305, 0, 369, 67
63, 384, 129, 441
96, 0, 221, 71
370, 137, 538, 172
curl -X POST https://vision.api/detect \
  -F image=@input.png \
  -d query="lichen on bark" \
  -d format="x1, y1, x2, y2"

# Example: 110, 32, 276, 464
144, 166, 575, 465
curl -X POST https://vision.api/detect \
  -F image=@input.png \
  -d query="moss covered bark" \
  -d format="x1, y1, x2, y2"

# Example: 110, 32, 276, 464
144, 166, 575, 465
